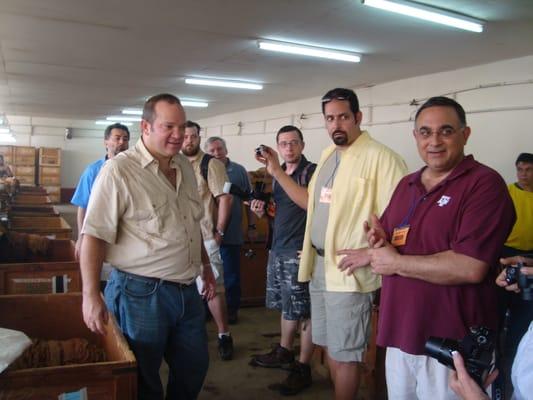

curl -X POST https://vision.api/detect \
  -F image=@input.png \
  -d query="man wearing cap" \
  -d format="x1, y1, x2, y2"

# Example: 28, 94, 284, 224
298, 87, 407, 399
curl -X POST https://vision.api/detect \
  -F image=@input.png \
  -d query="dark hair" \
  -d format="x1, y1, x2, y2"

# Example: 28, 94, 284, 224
104, 123, 130, 140
142, 93, 182, 124
276, 125, 303, 143
185, 120, 201, 135
516, 153, 533, 165
321, 88, 360, 115
415, 96, 467, 126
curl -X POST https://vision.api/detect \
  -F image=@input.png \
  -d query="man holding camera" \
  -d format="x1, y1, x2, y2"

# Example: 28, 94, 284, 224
366, 97, 516, 399
298, 88, 407, 399
205, 136, 256, 324
450, 255, 533, 400
182, 121, 234, 361
499, 152, 533, 393
249, 125, 316, 396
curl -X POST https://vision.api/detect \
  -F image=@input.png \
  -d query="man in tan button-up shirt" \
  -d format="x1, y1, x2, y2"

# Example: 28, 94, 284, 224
80, 93, 215, 400
183, 120, 234, 361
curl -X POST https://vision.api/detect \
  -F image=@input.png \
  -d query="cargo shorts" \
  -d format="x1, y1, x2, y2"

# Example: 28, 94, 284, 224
265, 250, 311, 321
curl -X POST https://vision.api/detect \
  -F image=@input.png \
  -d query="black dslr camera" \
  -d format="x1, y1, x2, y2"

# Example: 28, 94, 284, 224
425, 326, 494, 388
223, 181, 270, 204
505, 261, 533, 301
255, 145, 266, 157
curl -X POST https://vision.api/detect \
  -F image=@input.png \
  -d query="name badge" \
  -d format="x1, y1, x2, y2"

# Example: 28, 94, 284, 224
320, 187, 332, 203
391, 225, 410, 247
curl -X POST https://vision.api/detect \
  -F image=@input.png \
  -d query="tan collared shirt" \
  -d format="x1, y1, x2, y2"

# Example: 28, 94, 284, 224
83, 139, 204, 283
187, 150, 229, 241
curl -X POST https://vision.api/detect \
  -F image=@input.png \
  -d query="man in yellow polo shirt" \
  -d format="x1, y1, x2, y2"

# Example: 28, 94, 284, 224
299, 87, 407, 399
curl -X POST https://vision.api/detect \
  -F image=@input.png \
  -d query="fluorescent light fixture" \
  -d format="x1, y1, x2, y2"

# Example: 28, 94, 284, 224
185, 78, 263, 90
96, 120, 133, 126
362, 0, 483, 33
258, 40, 361, 63
106, 116, 141, 122
182, 100, 209, 108
0, 133, 15, 143
0, 127, 10, 134
122, 109, 142, 115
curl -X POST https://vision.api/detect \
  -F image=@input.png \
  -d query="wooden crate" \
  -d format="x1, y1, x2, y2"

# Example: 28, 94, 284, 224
9, 215, 72, 239
12, 194, 51, 205
9, 204, 59, 217
13, 146, 36, 166
0, 239, 80, 294
0, 293, 137, 399
0, 145, 13, 164
38, 147, 61, 166
38, 166, 61, 185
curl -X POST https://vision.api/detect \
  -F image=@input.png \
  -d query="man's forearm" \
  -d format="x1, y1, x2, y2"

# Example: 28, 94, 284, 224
80, 234, 106, 296
394, 250, 489, 284
215, 194, 232, 231
76, 207, 86, 240
271, 169, 309, 210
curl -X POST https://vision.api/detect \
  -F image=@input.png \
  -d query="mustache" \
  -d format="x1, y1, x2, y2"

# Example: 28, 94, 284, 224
333, 130, 347, 136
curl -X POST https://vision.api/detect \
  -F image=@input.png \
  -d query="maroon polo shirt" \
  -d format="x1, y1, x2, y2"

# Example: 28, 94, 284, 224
377, 155, 516, 355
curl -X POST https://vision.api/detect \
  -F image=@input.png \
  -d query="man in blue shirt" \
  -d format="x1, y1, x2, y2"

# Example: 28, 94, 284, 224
71, 123, 130, 260
204, 136, 255, 324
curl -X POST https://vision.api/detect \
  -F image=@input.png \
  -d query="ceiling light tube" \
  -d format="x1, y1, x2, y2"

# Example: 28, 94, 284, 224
0, 127, 11, 134
96, 120, 133, 126
0, 133, 16, 143
258, 40, 361, 63
185, 78, 263, 90
122, 109, 142, 115
106, 116, 141, 122
181, 100, 209, 108
362, 0, 483, 33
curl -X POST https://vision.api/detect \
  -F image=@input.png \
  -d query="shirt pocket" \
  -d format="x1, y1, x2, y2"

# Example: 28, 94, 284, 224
132, 196, 168, 235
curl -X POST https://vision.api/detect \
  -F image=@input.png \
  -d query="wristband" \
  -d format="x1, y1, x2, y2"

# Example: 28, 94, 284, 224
216, 229, 225, 237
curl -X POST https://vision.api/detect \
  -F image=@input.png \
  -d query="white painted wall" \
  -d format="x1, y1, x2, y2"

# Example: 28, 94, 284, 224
197, 55, 533, 184
1, 55, 532, 189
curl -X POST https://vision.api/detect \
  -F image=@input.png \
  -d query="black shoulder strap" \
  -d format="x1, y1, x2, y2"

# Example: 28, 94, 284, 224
298, 162, 317, 187
200, 154, 214, 183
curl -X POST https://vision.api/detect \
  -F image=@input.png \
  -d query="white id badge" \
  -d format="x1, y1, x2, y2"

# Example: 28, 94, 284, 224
319, 187, 332, 203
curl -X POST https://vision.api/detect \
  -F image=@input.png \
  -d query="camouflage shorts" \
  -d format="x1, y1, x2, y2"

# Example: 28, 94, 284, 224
266, 250, 310, 321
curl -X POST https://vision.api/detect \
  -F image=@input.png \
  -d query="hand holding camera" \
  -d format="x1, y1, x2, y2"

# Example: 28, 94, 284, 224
254, 145, 282, 178
496, 255, 533, 301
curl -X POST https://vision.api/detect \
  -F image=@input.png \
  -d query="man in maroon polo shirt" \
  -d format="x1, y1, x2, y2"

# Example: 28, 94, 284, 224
366, 96, 516, 400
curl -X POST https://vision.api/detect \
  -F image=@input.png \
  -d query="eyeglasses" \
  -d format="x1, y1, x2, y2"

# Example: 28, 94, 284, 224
278, 140, 302, 148
415, 126, 462, 138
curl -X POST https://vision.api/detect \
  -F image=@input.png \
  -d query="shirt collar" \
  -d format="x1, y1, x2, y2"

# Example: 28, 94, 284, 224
134, 138, 180, 169
409, 154, 476, 186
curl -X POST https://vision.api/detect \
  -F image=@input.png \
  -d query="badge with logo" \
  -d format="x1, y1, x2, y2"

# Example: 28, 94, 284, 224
391, 225, 410, 247
320, 187, 333, 204
437, 195, 451, 207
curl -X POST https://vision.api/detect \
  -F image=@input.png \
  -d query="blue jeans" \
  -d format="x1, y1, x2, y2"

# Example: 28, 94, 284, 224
105, 269, 208, 400
219, 244, 242, 312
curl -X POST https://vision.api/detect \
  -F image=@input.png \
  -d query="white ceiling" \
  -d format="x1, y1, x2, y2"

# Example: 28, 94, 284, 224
0, 0, 532, 123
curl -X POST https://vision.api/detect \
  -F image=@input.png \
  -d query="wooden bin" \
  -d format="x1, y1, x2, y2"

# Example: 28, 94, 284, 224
8, 204, 58, 217
12, 194, 52, 205
0, 293, 137, 399
38, 147, 61, 166
9, 216, 72, 239
0, 239, 80, 294
38, 166, 61, 185
13, 146, 36, 166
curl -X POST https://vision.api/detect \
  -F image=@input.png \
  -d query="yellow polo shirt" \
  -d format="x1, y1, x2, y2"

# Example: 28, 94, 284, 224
505, 183, 533, 250
83, 139, 204, 283
298, 131, 407, 292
